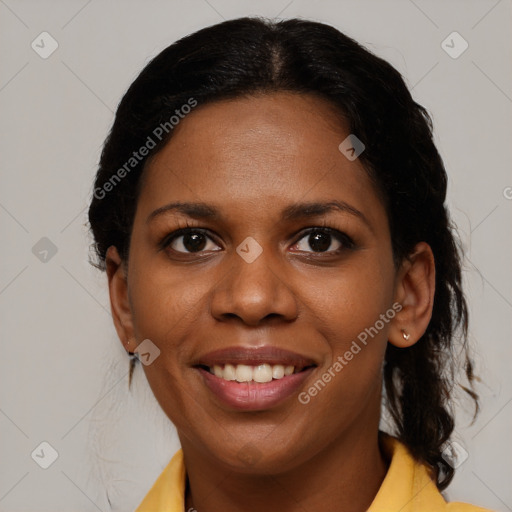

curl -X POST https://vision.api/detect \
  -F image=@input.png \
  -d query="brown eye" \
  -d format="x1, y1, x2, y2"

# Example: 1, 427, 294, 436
162, 229, 221, 254
291, 228, 353, 254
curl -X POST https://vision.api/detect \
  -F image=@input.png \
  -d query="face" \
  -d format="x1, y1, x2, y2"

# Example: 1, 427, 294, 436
110, 92, 407, 474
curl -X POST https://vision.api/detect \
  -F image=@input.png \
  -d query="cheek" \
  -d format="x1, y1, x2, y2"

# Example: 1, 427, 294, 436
310, 254, 395, 343
126, 259, 215, 428
128, 256, 211, 342
125, 256, 218, 412
305, 254, 395, 397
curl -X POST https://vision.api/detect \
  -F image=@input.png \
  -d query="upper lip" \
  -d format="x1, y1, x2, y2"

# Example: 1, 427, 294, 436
193, 346, 317, 369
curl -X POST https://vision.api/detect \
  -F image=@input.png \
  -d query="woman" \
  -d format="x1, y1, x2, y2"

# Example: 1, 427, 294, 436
88, 17, 491, 512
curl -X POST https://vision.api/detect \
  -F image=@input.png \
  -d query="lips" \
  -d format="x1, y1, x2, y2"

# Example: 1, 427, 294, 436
193, 346, 317, 411
194, 346, 316, 368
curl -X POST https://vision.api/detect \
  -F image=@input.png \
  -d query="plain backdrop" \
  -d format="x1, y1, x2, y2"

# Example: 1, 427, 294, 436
0, 1, 511, 511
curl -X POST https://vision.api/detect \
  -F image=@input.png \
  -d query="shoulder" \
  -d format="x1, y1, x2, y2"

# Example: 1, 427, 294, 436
371, 433, 495, 512
135, 449, 186, 512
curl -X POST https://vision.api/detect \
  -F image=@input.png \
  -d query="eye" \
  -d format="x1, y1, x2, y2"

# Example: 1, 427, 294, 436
160, 228, 221, 254
159, 226, 354, 256
291, 227, 354, 254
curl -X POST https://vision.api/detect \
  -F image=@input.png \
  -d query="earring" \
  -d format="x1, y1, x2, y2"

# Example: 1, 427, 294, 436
126, 338, 135, 355
401, 329, 410, 341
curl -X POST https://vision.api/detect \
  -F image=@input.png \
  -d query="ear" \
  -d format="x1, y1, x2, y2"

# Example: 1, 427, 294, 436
388, 242, 435, 348
106, 245, 135, 353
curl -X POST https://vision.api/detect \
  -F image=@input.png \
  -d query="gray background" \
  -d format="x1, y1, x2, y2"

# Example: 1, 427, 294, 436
0, 0, 511, 511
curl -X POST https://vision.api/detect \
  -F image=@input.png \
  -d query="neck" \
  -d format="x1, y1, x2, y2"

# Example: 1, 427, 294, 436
182, 424, 389, 512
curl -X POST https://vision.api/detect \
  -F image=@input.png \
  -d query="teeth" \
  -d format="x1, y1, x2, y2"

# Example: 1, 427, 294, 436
210, 363, 298, 382
272, 365, 285, 379
223, 364, 236, 381
235, 364, 253, 382
253, 364, 273, 383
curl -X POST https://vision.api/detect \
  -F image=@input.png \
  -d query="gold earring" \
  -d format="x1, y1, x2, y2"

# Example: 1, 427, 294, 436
401, 329, 410, 341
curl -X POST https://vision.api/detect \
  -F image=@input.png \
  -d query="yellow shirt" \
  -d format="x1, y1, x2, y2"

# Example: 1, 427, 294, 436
135, 434, 493, 512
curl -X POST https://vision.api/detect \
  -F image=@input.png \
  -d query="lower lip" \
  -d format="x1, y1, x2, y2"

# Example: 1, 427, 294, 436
197, 367, 315, 411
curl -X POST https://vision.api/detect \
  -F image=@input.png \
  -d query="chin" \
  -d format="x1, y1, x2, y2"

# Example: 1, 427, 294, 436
197, 434, 309, 476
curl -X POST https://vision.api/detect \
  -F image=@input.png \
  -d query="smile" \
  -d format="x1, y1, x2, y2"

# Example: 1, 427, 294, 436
202, 363, 306, 383
193, 346, 318, 410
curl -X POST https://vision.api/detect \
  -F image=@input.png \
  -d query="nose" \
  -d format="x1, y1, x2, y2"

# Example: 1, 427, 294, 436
209, 243, 299, 327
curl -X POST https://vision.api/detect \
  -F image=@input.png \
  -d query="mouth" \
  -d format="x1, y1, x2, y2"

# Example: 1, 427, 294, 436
192, 346, 318, 410
196, 362, 314, 383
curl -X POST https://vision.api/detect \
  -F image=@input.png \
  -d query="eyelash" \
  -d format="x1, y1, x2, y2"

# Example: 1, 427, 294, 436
158, 222, 356, 256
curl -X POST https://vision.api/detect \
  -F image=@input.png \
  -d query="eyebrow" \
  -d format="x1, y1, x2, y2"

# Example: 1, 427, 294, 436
146, 200, 373, 231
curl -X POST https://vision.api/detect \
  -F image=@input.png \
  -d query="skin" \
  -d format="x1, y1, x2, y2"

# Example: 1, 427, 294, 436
106, 92, 435, 512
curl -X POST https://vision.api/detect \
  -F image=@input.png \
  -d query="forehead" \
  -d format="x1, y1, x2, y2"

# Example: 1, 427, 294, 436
137, 92, 385, 227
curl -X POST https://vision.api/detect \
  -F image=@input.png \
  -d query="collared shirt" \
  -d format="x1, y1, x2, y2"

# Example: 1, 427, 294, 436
135, 434, 493, 512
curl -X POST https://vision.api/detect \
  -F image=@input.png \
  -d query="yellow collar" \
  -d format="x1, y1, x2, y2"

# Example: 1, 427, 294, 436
135, 434, 489, 512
